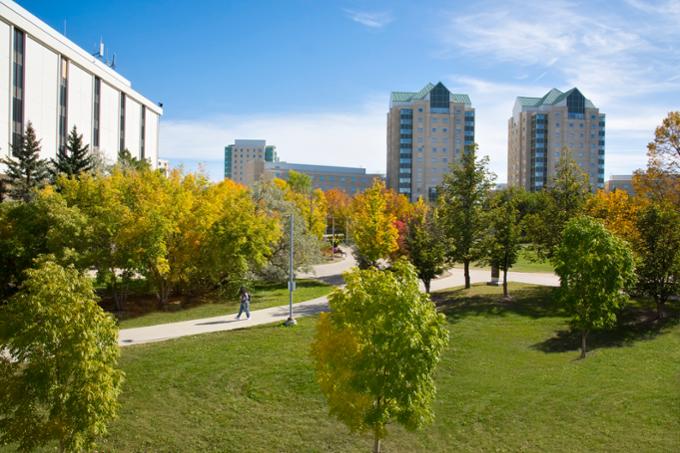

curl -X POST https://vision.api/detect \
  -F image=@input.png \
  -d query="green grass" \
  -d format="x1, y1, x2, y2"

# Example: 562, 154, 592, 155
118, 279, 332, 329
95, 283, 680, 452
6, 283, 678, 452
460, 247, 555, 273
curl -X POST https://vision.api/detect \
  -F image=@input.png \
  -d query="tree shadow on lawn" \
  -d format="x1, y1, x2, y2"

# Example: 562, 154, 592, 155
532, 305, 680, 354
431, 285, 567, 322
431, 285, 680, 355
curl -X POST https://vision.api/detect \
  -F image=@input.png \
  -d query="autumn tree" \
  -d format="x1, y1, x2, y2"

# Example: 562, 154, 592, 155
585, 189, 640, 245
51, 125, 94, 180
324, 188, 352, 243
0, 122, 50, 202
525, 151, 591, 259
311, 260, 449, 453
635, 203, 680, 318
482, 189, 522, 299
404, 200, 446, 293
0, 260, 123, 452
553, 216, 636, 359
275, 174, 328, 240
439, 146, 495, 288
350, 179, 399, 268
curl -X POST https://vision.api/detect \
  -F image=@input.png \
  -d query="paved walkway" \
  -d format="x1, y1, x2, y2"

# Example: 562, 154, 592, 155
118, 251, 559, 347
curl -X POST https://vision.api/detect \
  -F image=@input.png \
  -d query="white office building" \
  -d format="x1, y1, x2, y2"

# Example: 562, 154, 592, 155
0, 0, 162, 167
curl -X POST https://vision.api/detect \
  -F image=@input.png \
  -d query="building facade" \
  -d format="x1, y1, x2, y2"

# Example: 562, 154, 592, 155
224, 139, 277, 183
0, 1, 162, 168
508, 88, 605, 192
387, 82, 475, 201
244, 160, 382, 195
605, 175, 635, 195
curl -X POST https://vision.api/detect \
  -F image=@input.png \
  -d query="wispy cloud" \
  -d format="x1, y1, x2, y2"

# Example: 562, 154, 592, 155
344, 9, 394, 28
159, 97, 388, 181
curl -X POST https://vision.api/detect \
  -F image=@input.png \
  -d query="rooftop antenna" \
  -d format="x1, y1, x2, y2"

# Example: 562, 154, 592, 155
109, 53, 116, 70
92, 37, 104, 59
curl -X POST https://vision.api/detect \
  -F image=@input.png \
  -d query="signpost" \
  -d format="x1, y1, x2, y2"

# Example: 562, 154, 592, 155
285, 213, 297, 326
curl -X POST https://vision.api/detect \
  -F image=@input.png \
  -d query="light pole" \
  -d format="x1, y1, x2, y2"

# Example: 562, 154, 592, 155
284, 213, 297, 326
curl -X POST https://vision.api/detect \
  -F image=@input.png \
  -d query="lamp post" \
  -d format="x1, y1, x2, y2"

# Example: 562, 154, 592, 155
284, 213, 297, 326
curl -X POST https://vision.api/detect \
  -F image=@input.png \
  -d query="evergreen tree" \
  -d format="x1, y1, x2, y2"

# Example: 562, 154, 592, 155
117, 148, 150, 172
51, 125, 93, 180
0, 122, 49, 202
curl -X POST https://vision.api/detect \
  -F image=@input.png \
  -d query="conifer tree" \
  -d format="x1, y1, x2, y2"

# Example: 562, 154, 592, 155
51, 125, 93, 180
0, 122, 49, 201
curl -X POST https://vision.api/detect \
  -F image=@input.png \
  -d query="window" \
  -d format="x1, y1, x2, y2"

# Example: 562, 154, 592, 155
58, 57, 68, 152
93, 77, 101, 147
140, 106, 146, 159
119, 93, 126, 152
11, 28, 25, 148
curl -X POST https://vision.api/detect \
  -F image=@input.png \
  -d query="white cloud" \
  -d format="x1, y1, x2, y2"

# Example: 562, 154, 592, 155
160, 98, 388, 180
344, 9, 394, 28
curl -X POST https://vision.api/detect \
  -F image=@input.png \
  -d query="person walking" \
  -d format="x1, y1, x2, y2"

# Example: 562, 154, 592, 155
236, 286, 251, 320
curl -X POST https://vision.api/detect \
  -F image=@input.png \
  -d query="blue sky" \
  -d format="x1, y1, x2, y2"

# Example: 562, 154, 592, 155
20, 0, 680, 181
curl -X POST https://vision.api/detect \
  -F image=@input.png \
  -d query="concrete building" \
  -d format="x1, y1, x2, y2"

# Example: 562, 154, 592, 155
224, 139, 277, 184
508, 87, 605, 192
605, 175, 635, 195
0, 0, 162, 168
387, 82, 475, 201
245, 160, 382, 195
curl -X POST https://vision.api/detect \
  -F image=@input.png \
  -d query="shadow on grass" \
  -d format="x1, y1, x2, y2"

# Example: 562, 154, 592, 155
432, 284, 680, 355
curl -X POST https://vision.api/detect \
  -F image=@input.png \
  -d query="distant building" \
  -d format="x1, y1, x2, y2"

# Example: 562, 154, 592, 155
508, 88, 605, 192
157, 158, 169, 177
387, 82, 475, 202
224, 139, 277, 183
605, 175, 635, 195
245, 160, 382, 195
0, 0, 162, 168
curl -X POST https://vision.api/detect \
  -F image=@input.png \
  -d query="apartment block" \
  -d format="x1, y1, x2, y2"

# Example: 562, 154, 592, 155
387, 82, 475, 201
508, 88, 605, 191
224, 139, 277, 183
0, 0, 162, 167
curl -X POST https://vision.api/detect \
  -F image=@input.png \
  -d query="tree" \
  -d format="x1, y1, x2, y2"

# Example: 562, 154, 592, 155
635, 203, 680, 318
0, 122, 50, 202
275, 175, 328, 240
404, 200, 446, 293
482, 189, 522, 299
439, 146, 495, 288
524, 151, 591, 259
51, 126, 94, 180
553, 216, 636, 359
324, 188, 352, 243
0, 260, 123, 452
350, 179, 399, 268
311, 260, 449, 453
584, 189, 640, 245
116, 148, 150, 172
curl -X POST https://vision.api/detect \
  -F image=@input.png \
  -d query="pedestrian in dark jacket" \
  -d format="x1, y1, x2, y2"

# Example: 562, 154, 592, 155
236, 286, 251, 320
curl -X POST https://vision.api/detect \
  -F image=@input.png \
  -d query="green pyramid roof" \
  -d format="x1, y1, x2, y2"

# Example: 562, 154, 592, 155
390, 82, 471, 106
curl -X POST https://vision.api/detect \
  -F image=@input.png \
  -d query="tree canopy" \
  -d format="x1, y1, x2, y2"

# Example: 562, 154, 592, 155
0, 123, 50, 202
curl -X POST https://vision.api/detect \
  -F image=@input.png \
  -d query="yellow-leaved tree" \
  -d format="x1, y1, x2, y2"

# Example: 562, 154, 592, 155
585, 189, 641, 246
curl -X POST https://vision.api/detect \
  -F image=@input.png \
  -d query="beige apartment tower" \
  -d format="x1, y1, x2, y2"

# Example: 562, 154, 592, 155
387, 82, 475, 201
508, 88, 605, 191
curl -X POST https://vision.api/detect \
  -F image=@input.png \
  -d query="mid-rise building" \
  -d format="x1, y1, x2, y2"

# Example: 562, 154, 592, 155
0, 0, 162, 168
387, 82, 475, 201
244, 160, 382, 195
605, 175, 635, 195
224, 139, 277, 183
508, 88, 605, 191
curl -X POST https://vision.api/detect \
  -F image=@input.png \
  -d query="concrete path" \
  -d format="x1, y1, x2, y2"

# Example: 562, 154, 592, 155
118, 250, 559, 347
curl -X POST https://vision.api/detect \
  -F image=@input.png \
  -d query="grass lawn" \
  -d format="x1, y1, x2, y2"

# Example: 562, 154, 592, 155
460, 247, 555, 273
78, 283, 680, 452
118, 279, 332, 329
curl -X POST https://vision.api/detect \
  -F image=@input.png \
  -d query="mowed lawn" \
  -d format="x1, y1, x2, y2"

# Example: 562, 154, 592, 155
35, 284, 680, 452
118, 279, 332, 329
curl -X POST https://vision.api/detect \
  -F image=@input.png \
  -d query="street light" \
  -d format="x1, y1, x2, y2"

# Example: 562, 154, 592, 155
284, 213, 297, 326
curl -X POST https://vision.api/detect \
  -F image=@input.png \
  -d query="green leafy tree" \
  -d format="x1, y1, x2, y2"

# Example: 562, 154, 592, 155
116, 148, 150, 172
439, 146, 495, 288
0, 122, 50, 202
51, 126, 94, 180
350, 179, 399, 268
311, 260, 449, 453
553, 216, 636, 359
482, 189, 522, 299
405, 200, 446, 293
0, 260, 123, 452
635, 203, 680, 318
287, 170, 313, 194
525, 151, 591, 259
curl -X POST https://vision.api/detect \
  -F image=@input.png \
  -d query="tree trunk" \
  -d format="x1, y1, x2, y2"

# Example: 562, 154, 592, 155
502, 268, 508, 298
464, 260, 470, 289
424, 278, 431, 293
158, 279, 171, 309
656, 297, 665, 319
580, 330, 588, 359
373, 431, 381, 453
